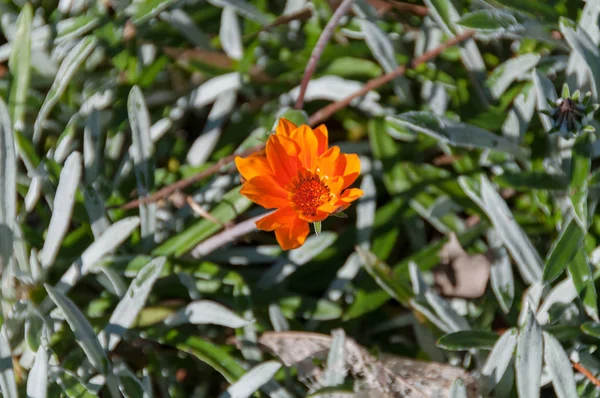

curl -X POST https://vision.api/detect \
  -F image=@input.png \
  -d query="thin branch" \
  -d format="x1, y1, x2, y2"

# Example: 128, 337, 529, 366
294, 0, 355, 110
368, 0, 428, 16
573, 361, 600, 388
120, 144, 264, 210
186, 196, 225, 226
308, 30, 475, 126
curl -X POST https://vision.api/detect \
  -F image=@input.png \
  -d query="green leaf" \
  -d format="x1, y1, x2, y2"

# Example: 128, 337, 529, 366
494, 171, 569, 190
570, 133, 591, 225
388, 112, 528, 158
33, 36, 97, 143
218, 361, 281, 398
368, 118, 407, 194
560, 17, 600, 100
543, 218, 586, 283
457, 10, 522, 33
581, 322, 600, 338
543, 332, 578, 398
516, 309, 542, 398
356, 246, 412, 305
481, 328, 518, 393
486, 54, 540, 99
437, 330, 499, 351
7, 3, 33, 133
45, 285, 110, 374
313, 221, 322, 236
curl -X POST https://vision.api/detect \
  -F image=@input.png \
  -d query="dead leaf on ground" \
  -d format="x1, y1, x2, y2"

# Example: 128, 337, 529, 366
433, 233, 491, 299
258, 330, 480, 398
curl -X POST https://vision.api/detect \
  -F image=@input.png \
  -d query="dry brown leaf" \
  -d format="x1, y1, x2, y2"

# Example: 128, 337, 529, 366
434, 233, 491, 299
258, 331, 480, 398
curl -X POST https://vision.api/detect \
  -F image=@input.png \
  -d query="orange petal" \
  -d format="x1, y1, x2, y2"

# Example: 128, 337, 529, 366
276, 118, 297, 137
240, 175, 290, 209
315, 146, 340, 178
337, 153, 361, 188
256, 207, 296, 231
235, 154, 272, 181
313, 124, 329, 156
290, 125, 318, 169
318, 187, 363, 214
266, 134, 302, 186
339, 188, 363, 203
274, 217, 309, 250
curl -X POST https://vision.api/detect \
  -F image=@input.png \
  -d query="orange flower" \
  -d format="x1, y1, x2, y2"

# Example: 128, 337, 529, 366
235, 118, 363, 250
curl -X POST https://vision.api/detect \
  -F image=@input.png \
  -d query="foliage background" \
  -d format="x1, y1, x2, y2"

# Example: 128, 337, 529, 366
0, 0, 600, 396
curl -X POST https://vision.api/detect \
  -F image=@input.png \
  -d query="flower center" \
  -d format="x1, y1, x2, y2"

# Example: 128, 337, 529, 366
291, 173, 331, 217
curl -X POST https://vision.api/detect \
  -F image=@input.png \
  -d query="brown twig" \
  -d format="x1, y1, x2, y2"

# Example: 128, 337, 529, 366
308, 29, 475, 126
368, 0, 429, 16
185, 196, 225, 226
294, 0, 355, 110
573, 361, 600, 388
121, 144, 264, 210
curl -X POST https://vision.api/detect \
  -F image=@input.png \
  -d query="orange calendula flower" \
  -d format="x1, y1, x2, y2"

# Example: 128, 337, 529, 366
235, 118, 363, 250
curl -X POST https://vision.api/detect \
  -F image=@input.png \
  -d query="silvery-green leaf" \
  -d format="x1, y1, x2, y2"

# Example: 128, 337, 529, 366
325, 252, 362, 302
83, 185, 110, 238
481, 327, 517, 393
448, 378, 467, 398
187, 90, 237, 166
190, 72, 242, 110
424, 291, 470, 332
516, 309, 543, 398
488, 229, 514, 313
543, 332, 578, 398
128, 86, 156, 246
54, 217, 140, 294
536, 277, 577, 325
0, 326, 18, 398
487, 54, 540, 99
219, 361, 281, 398
33, 36, 96, 143
128, 0, 178, 24
560, 17, 600, 98
207, 0, 271, 25
533, 69, 557, 132
45, 284, 109, 373
259, 232, 337, 287
502, 83, 536, 141
387, 112, 527, 158
164, 300, 250, 328
27, 339, 49, 398
322, 329, 346, 387
160, 9, 211, 49
268, 304, 289, 332
40, 151, 81, 269
220, 6, 243, 61
83, 110, 101, 184
457, 9, 522, 34
100, 257, 165, 351
460, 176, 543, 284
0, 98, 16, 271
7, 3, 32, 133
